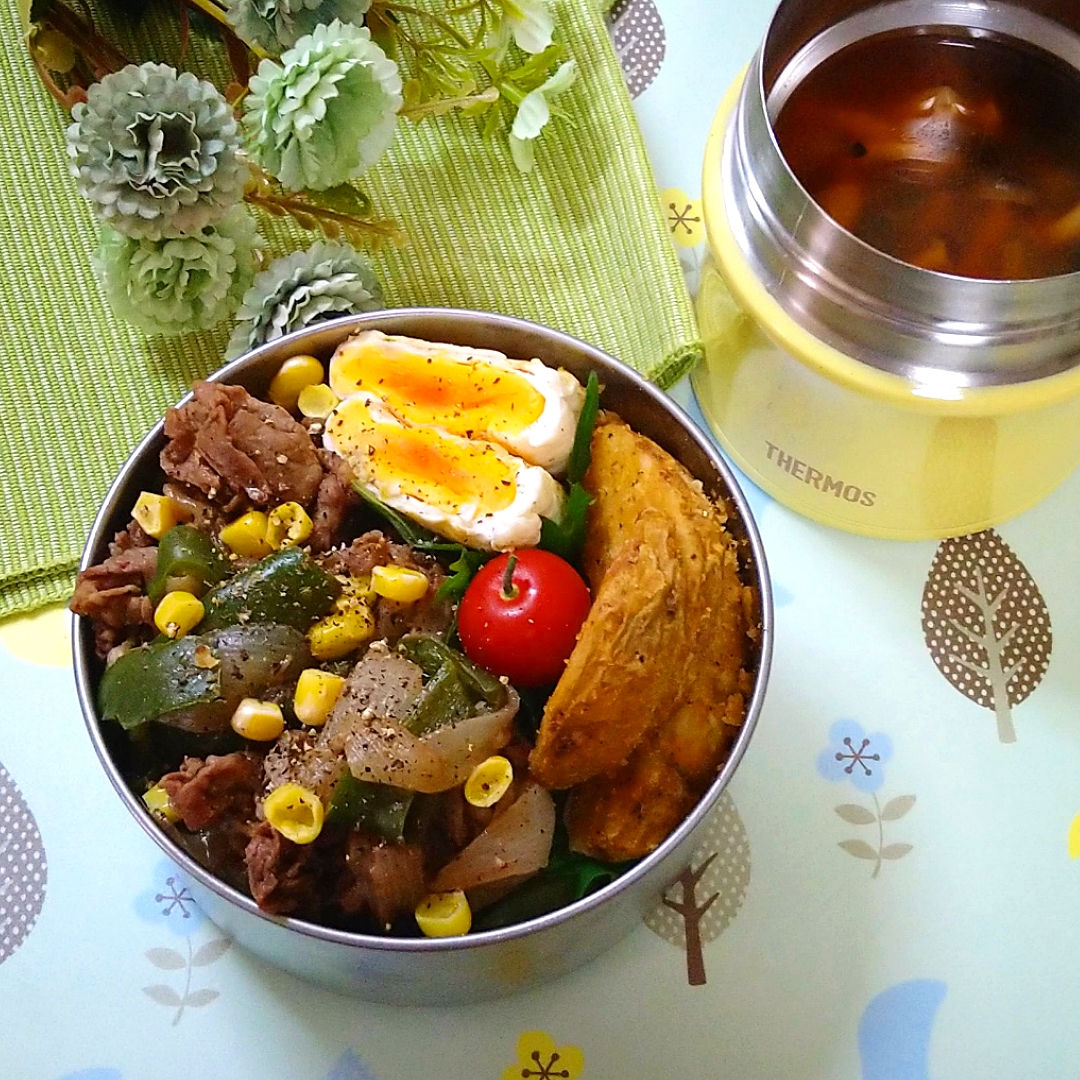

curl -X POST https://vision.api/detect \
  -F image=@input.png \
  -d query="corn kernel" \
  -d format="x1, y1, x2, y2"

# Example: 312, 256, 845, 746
220, 510, 273, 559
334, 575, 374, 610
142, 783, 179, 823
154, 590, 205, 638
268, 355, 324, 411
415, 891, 472, 938
297, 382, 340, 419
230, 697, 286, 741
132, 491, 183, 539
464, 755, 514, 808
263, 783, 324, 844
307, 608, 375, 660
371, 564, 430, 604
266, 501, 313, 549
294, 668, 346, 727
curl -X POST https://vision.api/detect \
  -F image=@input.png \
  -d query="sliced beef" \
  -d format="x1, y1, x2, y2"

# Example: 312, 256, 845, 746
161, 381, 323, 508
318, 531, 395, 577
70, 542, 159, 657
336, 831, 426, 928
160, 752, 263, 832
245, 820, 323, 916
310, 452, 358, 553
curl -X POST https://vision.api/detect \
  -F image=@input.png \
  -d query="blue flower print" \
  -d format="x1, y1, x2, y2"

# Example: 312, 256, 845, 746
816, 720, 892, 794
134, 858, 206, 938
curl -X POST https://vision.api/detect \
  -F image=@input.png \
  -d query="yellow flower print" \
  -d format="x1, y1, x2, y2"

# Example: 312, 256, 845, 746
660, 187, 704, 248
1067, 810, 1080, 858
0, 604, 71, 666
501, 1030, 584, 1080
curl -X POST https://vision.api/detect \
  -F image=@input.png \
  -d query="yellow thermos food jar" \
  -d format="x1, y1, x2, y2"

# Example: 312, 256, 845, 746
693, 0, 1080, 539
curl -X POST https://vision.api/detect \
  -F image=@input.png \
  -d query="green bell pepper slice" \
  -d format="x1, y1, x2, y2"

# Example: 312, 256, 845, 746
326, 773, 414, 842
199, 547, 341, 631
148, 525, 228, 605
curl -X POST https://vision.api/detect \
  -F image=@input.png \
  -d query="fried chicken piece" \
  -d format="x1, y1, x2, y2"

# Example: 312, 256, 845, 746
528, 414, 759, 861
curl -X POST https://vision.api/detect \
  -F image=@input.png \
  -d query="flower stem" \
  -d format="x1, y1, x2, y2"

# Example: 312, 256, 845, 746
374, 0, 474, 50
399, 84, 500, 120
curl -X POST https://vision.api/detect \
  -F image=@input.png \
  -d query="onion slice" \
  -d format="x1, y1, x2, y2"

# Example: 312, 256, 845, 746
431, 781, 556, 893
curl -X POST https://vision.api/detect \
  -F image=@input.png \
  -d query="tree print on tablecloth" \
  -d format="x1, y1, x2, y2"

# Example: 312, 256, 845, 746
608, 0, 665, 98
644, 792, 750, 986
0, 759, 47, 965
922, 529, 1051, 744
817, 721, 915, 879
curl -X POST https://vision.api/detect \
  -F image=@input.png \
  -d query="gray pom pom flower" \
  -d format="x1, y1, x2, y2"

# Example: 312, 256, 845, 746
226, 240, 383, 360
243, 20, 402, 191
67, 62, 247, 240
94, 206, 265, 336
226, 0, 371, 54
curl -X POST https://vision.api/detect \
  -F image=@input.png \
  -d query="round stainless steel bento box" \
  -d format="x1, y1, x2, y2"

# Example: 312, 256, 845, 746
72, 309, 773, 1006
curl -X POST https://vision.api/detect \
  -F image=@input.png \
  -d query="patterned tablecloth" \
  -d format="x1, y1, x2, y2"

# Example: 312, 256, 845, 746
6, 1, 1080, 1078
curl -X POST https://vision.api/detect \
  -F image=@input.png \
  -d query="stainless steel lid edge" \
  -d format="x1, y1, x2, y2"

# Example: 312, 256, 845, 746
722, 0, 1080, 387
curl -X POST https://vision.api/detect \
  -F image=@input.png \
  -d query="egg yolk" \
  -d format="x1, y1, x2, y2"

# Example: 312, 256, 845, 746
329, 337, 546, 441
327, 397, 519, 515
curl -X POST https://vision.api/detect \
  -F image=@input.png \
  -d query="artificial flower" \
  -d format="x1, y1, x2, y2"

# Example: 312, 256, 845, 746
242, 20, 402, 191
225, 0, 371, 55
93, 206, 264, 336
508, 59, 578, 173
496, 0, 554, 55
225, 240, 383, 360
67, 62, 247, 240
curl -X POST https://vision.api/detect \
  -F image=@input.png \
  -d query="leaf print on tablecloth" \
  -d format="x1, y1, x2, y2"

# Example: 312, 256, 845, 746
922, 529, 1051, 744
0, 759, 47, 965
645, 792, 750, 986
608, 0, 666, 98
325, 1048, 381, 1080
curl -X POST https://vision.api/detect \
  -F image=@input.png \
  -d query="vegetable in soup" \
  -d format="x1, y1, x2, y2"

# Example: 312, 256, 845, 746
772, 28, 1080, 279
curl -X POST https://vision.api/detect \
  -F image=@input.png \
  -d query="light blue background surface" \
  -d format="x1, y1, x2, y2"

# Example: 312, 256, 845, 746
5, 2, 1080, 1078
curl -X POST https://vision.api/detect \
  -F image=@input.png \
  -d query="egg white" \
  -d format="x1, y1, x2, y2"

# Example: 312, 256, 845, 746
327, 331, 586, 475
324, 392, 567, 551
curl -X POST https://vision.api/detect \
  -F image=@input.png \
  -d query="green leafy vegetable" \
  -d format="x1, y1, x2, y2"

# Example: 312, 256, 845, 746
538, 482, 593, 562
436, 546, 487, 602
538, 371, 600, 562
567, 370, 600, 486
352, 484, 460, 552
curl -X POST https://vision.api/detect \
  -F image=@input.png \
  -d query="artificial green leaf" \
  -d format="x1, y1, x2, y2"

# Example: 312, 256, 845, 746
306, 184, 373, 219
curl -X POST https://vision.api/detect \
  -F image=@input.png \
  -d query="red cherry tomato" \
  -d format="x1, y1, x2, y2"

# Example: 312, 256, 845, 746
457, 550, 591, 687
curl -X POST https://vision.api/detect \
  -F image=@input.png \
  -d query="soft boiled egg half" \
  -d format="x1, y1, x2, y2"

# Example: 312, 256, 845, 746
323, 333, 584, 551
327, 331, 585, 474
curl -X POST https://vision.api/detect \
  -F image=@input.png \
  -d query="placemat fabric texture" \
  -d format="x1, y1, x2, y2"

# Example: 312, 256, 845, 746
0, 0, 699, 620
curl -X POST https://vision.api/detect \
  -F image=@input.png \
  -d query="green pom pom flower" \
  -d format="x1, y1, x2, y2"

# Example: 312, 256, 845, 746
67, 62, 247, 240
94, 206, 265, 336
243, 20, 402, 191
226, 241, 383, 360
226, 0, 371, 54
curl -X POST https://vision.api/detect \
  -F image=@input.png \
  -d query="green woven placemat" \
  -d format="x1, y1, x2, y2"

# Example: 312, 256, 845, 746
0, 0, 700, 621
